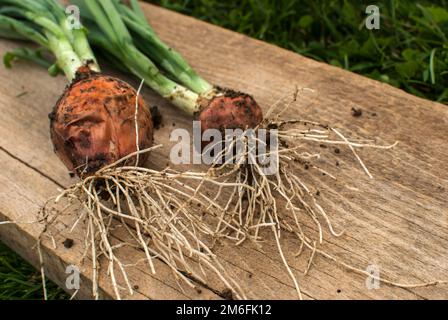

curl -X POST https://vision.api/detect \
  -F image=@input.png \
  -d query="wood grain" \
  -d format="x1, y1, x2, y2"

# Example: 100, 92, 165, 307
0, 2, 447, 299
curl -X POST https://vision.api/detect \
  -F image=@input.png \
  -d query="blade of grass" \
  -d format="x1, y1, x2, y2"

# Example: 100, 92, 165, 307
429, 48, 436, 85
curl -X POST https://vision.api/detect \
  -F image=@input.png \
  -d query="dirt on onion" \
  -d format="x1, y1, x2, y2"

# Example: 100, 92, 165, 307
49, 67, 153, 177
197, 88, 263, 137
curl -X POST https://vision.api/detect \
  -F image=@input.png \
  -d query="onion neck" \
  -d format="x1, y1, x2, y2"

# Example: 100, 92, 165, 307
21, 9, 100, 82
45, 31, 82, 82
61, 19, 100, 73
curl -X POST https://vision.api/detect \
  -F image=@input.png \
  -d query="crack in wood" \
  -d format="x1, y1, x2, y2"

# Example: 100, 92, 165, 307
0, 146, 65, 189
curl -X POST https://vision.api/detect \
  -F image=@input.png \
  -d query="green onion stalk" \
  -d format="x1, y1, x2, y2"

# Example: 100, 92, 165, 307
0, 0, 246, 301
74, 0, 413, 300
0, 0, 99, 81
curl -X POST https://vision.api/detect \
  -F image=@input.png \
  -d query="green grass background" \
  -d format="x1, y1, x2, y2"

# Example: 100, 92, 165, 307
151, 0, 448, 103
0, 0, 447, 299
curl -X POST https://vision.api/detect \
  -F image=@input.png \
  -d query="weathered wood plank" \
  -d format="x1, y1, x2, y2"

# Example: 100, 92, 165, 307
0, 2, 447, 299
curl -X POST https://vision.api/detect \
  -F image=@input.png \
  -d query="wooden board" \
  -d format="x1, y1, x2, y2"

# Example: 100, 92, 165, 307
1, 2, 448, 300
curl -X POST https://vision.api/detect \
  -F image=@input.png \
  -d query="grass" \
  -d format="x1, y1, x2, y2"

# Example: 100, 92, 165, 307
0, 0, 446, 300
0, 242, 67, 299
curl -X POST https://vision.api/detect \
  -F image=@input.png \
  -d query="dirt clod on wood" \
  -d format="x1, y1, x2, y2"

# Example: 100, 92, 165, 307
221, 288, 234, 300
63, 238, 74, 249
351, 107, 363, 117
150, 106, 163, 129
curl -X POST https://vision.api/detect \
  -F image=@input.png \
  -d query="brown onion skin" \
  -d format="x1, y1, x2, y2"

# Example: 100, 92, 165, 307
198, 88, 263, 136
49, 69, 153, 177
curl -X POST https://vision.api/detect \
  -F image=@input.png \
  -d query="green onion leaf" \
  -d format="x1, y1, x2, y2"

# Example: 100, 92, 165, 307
3, 47, 52, 69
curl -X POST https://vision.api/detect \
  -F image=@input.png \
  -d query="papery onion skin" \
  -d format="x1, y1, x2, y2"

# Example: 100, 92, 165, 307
49, 68, 153, 177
